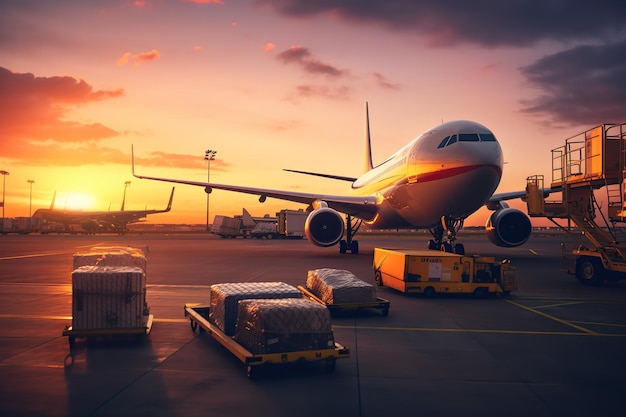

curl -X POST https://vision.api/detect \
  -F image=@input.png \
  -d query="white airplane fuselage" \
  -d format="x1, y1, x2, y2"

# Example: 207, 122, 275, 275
350, 120, 503, 229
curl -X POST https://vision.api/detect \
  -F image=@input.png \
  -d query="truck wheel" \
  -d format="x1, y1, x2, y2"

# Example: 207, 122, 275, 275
576, 257, 604, 286
375, 270, 383, 286
423, 287, 436, 297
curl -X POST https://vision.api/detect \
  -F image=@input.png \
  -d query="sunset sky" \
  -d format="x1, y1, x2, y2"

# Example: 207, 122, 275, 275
1, 1, 625, 226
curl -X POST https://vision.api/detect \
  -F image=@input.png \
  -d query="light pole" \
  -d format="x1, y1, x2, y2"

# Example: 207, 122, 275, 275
122, 181, 131, 210
27, 179, 35, 217
204, 149, 217, 232
1, 170, 9, 221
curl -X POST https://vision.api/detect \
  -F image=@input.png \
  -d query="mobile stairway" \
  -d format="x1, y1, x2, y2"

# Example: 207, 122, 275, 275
525, 122, 626, 284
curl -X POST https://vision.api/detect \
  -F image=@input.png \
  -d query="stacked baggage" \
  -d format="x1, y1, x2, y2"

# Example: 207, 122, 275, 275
70, 247, 150, 332
234, 298, 334, 354
208, 282, 301, 336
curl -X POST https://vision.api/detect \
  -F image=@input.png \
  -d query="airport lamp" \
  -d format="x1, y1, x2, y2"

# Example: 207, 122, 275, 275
1, 170, 8, 221
27, 179, 35, 217
122, 181, 131, 210
204, 149, 217, 232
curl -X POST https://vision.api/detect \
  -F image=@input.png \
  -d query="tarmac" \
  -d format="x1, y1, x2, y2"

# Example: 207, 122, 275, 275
1, 232, 626, 417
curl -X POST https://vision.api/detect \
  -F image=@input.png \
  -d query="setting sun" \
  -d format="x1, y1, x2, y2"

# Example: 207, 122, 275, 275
60, 193, 96, 211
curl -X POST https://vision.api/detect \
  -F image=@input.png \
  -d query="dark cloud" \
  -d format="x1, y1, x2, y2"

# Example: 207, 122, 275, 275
520, 41, 626, 125
259, 0, 626, 126
256, 0, 626, 48
277, 46, 348, 77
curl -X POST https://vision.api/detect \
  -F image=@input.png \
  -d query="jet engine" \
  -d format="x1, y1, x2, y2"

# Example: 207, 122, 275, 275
485, 207, 532, 247
80, 219, 101, 232
304, 207, 345, 247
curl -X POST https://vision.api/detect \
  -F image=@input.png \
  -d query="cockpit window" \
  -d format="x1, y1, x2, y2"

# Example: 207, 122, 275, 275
437, 136, 450, 148
459, 133, 480, 142
437, 132, 496, 148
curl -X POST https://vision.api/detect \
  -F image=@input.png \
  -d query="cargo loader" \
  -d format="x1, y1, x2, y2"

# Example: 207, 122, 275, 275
373, 248, 517, 297
525, 122, 626, 285
184, 303, 349, 378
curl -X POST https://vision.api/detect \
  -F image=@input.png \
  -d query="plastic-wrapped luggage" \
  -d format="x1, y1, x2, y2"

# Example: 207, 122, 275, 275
306, 268, 376, 304
235, 298, 334, 354
209, 282, 301, 336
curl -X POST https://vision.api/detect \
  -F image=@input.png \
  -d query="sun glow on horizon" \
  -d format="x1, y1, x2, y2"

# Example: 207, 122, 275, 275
59, 192, 96, 211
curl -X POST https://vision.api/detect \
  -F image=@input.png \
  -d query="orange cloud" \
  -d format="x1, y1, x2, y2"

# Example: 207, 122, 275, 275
117, 49, 161, 67
0, 67, 124, 166
264, 42, 276, 52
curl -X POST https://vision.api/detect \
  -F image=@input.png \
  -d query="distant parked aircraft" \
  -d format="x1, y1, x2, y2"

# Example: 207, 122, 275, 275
33, 187, 175, 232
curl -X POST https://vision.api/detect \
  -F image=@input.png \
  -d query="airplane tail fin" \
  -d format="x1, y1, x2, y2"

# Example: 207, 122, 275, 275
241, 208, 256, 228
364, 102, 374, 172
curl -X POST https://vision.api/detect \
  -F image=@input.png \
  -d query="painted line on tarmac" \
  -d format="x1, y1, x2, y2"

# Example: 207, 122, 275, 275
0, 313, 187, 323
332, 324, 625, 336
506, 299, 598, 335
0, 252, 66, 261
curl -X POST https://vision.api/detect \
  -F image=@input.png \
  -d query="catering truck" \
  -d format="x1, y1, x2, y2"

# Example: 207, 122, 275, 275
372, 248, 518, 297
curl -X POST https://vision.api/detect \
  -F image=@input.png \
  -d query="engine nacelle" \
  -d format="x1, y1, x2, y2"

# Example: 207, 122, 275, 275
304, 207, 345, 247
485, 207, 532, 247
80, 219, 101, 232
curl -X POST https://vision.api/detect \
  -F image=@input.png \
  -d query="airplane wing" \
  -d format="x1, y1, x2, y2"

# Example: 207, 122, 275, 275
132, 150, 378, 219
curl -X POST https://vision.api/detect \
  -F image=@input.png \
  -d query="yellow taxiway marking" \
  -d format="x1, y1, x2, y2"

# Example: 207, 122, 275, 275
332, 324, 624, 337
506, 299, 598, 334
529, 249, 539, 255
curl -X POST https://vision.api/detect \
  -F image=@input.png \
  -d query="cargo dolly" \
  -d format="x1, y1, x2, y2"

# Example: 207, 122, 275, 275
62, 314, 154, 349
297, 286, 390, 316
184, 303, 350, 378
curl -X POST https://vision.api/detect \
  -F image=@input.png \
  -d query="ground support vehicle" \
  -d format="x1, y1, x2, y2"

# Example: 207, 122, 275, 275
184, 304, 350, 378
526, 123, 626, 285
373, 248, 518, 297
62, 314, 153, 349
297, 285, 390, 316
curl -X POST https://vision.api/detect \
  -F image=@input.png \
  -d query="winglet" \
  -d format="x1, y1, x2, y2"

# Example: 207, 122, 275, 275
165, 187, 175, 211
131, 145, 136, 177
364, 102, 374, 172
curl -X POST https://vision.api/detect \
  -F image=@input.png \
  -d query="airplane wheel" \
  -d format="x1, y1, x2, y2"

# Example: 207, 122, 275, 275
440, 243, 452, 253
427, 240, 438, 250
339, 240, 347, 254
454, 244, 465, 255
350, 240, 359, 254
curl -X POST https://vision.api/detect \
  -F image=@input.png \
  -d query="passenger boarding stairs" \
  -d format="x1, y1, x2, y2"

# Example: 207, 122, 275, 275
525, 123, 626, 262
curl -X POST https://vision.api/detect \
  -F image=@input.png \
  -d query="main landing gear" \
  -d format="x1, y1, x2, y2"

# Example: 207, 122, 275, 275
428, 217, 465, 255
339, 214, 362, 254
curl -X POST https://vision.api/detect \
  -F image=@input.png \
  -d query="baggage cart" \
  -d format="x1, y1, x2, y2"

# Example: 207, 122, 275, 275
184, 303, 349, 378
297, 285, 390, 316
62, 314, 153, 348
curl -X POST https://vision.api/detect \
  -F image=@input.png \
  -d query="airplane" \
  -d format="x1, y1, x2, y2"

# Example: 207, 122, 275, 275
33, 187, 175, 233
132, 104, 544, 254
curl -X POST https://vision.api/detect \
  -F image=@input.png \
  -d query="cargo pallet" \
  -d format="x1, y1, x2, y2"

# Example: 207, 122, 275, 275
62, 314, 154, 349
297, 286, 390, 316
184, 304, 350, 378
